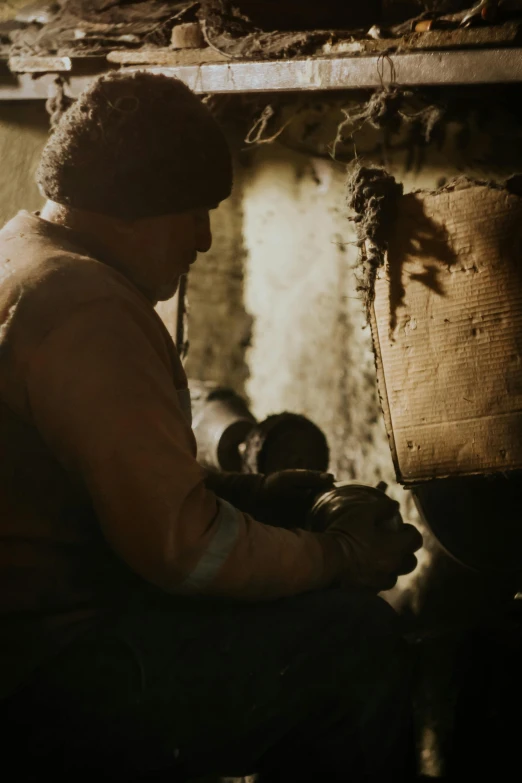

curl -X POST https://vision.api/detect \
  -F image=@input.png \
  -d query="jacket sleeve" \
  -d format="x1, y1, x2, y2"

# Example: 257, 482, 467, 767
25, 297, 340, 600
204, 470, 266, 515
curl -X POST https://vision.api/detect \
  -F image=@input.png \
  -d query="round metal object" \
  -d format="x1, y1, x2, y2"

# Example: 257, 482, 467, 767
412, 472, 522, 574
241, 412, 330, 474
191, 383, 256, 472
305, 482, 402, 533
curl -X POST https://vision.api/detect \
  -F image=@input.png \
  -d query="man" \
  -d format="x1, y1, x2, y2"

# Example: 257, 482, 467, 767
0, 72, 422, 781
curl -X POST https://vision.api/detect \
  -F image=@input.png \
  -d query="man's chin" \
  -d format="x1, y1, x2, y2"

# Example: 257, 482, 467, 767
156, 279, 181, 302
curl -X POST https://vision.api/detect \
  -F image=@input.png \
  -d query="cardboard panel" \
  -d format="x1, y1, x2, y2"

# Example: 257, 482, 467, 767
371, 184, 522, 483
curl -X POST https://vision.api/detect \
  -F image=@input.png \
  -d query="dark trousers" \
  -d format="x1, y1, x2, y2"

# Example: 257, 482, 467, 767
3, 588, 415, 782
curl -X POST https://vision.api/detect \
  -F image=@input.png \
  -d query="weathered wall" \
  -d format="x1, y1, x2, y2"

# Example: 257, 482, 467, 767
187, 91, 522, 489
241, 147, 389, 485
238, 140, 424, 604
0, 102, 49, 224
184, 159, 252, 395
0, 0, 32, 23
185, 96, 522, 617
240, 120, 520, 465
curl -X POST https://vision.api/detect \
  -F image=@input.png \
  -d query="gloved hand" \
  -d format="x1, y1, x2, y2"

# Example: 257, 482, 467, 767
205, 468, 335, 528
319, 486, 423, 592
255, 469, 335, 528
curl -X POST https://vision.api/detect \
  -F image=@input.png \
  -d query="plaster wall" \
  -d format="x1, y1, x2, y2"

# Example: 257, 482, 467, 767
238, 143, 423, 602
0, 0, 33, 23
231, 111, 520, 540
238, 123, 518, 498
189, 97, 522, 501
0, 102, 49, 225
241, 147, 389, 487
183, 162, 252, 395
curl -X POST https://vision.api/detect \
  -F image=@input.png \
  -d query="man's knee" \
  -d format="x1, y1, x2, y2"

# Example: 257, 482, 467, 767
304, 589, 408, 683
308, 588, 401, 639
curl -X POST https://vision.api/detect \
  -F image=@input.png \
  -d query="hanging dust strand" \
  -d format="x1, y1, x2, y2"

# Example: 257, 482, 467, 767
245, 105, 294, 146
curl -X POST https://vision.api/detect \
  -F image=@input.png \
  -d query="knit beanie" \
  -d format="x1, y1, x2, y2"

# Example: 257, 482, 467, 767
36, 71, 233, 220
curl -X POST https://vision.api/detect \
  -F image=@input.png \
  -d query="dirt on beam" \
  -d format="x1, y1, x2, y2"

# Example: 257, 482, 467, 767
198, 0, 339, 60
7, 1, 196, 56
218, 1, 382, 32
346, 164, 404, 313
5, 0, 522, 65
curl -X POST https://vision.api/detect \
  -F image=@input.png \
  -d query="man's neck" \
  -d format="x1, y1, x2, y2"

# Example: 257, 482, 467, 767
40, 201, 122, 253
39, 201, 158, 304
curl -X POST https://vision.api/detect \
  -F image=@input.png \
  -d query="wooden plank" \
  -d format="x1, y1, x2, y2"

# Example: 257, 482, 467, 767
107, 48, 229, 66
2, 49, 522, 99
8, 56, 72, 73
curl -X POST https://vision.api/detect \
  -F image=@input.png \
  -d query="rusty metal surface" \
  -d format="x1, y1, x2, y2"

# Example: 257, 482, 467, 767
1, 48, 522, 99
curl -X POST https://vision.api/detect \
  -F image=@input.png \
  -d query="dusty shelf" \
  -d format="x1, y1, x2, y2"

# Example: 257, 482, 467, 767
1, 48, 522, 99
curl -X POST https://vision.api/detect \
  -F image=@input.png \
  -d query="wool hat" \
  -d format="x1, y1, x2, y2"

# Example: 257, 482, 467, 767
36, 71, 233, 220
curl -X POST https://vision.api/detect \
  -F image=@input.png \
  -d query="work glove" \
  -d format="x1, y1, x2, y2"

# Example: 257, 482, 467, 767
205, 469, 335, 528
314, 485, 423, 592
254, 469, 335, 528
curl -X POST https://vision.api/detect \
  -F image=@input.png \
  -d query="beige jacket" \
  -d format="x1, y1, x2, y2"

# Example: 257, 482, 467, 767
0, 212, 335, 694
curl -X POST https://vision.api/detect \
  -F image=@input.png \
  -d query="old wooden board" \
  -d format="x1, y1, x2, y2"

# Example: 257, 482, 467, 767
3, 49, 522, 99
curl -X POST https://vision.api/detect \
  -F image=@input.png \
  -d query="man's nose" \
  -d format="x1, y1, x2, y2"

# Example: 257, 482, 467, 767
196, 212, 212, 253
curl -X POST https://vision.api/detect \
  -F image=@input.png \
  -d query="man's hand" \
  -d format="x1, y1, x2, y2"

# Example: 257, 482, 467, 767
255, 470, 335, 528
321, 487, 423, 592
205, 469, 335, 528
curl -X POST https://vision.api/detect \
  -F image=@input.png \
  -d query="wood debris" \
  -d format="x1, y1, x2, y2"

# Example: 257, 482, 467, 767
2, 1, 522, 70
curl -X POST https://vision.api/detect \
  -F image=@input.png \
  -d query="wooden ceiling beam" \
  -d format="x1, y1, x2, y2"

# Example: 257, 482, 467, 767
1, 48, 522, 100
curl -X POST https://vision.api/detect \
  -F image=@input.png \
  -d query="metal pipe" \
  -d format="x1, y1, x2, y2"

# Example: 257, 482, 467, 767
190, 384, 330, 474
241, 412, 330, 475
190, 382, 256, 472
